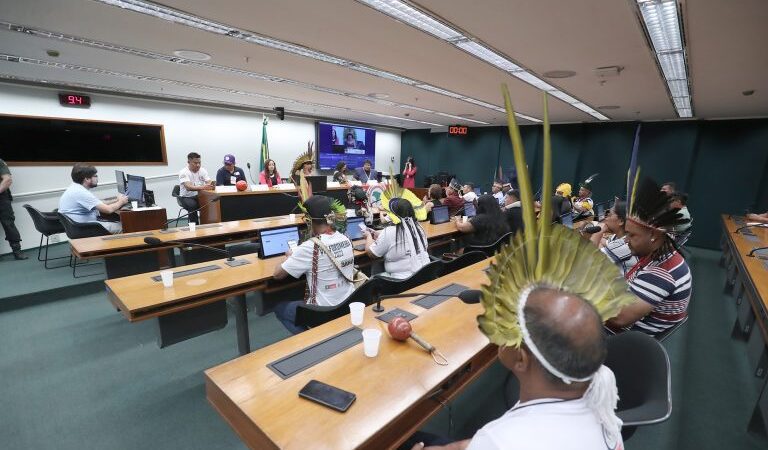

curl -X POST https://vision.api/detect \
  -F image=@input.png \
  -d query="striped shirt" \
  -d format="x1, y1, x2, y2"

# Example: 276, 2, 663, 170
625, 252, 691, 336
601, 235, 639, 275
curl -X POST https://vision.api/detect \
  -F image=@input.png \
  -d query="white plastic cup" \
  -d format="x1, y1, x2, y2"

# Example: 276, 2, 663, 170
362, 329, 382, 357
160, 269, 174, 288
131, 201, 138, 209
349, 302, 365, 326
462, 215, 468, 223
289, 213, 296, 221
188, 221, 196, 232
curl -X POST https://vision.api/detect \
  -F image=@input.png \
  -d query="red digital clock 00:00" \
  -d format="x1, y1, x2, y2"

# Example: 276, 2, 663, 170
448, 125, 468, 135
58, 93, 91, 108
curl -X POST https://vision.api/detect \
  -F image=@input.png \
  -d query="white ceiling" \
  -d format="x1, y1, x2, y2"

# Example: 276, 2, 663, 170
0, 0, 765, 129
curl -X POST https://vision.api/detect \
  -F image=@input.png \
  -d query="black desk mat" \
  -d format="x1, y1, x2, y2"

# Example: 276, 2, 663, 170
158, 223, 224, 233
102, 231, 154, 240
376, 308, 417, 323
267, 327, 362, 379
150, 264, 220, 281
411, 283, 469, 309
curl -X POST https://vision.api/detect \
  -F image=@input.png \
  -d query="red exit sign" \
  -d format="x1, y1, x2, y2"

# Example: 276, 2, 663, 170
448, 125, 468, 136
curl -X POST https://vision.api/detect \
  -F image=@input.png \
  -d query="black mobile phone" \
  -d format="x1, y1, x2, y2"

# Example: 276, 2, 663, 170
298, 380, 356, 412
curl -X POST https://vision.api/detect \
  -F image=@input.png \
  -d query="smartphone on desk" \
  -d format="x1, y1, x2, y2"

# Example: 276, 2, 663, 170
299, 380, 356, 412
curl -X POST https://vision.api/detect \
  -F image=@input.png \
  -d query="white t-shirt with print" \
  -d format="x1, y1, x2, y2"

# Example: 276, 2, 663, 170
369, 221, 430, 279
281, 232, 355, 307
179, 167, 212, 197
463, 191, 478, 202
466, 397, 623, 450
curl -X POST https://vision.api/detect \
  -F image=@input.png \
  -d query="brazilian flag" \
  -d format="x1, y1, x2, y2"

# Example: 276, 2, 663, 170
259, 116, 269, 171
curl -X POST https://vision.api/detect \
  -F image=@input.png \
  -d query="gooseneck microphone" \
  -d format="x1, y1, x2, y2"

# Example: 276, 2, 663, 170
747, 246, 768, 258
143, 237, 251, 267
246, 162, 258, 184
734, 223, 768, 234
372, 289, 480, 313
163, 196, 220, 229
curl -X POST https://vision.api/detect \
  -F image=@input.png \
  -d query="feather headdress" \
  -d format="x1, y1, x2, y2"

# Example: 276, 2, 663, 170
379, 166, 427, 223
626, 177, 690, 235
478, 86, 635, 446
291, 141, 315, 178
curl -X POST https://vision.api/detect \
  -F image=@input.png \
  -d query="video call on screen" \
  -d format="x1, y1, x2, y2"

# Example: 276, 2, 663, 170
316, 122, 376, 170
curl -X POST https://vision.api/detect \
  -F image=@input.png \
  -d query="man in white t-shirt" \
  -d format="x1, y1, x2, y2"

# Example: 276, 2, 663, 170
273, 195, 355, 334
407, 287, 624, 450
462, 182, 478, 202
178, 152, 215, 224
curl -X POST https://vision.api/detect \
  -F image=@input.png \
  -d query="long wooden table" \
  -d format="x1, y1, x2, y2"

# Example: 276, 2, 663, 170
720, 215, 768, 434
204, 259, 495, 450
105, 220, 463, 353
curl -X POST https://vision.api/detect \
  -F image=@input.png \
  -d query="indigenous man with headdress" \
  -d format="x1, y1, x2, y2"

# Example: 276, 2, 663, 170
409, 89, 633, 450
441, 178, 465, 216
606, 177, 692, 337
272, 178, 354, 334
572, 175, 597, 217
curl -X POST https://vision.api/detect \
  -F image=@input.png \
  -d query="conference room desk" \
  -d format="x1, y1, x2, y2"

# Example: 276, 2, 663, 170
105, 220, 463, 353
204, 259, 495, 450
720, 215, 768, 434
116, 207, 167, 233
199, 186, 351, 223
70, 215, 304, 278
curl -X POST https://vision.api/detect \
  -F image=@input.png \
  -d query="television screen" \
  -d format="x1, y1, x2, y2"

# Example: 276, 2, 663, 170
316, 122, 376, 171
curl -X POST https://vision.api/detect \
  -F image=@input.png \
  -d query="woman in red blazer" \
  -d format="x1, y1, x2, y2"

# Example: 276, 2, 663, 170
259, 159, 282, 187
402, 156, 417, 189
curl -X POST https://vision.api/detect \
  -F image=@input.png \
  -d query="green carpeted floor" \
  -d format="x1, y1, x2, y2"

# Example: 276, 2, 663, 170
0, 247, 765, 449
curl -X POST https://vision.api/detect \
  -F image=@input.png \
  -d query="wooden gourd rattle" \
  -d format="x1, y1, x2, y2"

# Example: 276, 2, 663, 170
387, 317, 448, 365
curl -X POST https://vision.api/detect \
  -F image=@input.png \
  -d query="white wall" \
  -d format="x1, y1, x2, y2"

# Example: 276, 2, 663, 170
0, 83, 402, 253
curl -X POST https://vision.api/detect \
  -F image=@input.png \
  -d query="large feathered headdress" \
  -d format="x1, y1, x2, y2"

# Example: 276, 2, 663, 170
627, 177, 690, 235
379, 166, 427, 223
291, 141, 314, 178
478, 87, 635, 444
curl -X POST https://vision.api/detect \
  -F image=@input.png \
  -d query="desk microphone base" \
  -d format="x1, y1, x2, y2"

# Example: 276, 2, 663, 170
225, 259, 252, 267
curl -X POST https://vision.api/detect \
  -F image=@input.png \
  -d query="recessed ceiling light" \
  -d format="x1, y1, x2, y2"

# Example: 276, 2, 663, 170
173, 50, 211, 61
458, 113, 475, 118
367, 92, 389, 99
597, 105, 620, 110
45, 49, 60, 58
742, 90, 755, 96
543, 70, 576, 79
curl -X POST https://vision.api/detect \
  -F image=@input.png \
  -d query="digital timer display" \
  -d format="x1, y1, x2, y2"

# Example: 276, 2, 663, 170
58, 93, 91, 108
448, 125, 468, 136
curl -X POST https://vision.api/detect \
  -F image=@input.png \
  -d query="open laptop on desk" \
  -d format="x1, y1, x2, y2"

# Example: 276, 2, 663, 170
430, 205, 450, 225
345, 216, 367, 251
259, 226, 300, 259
464, 201, 477, 218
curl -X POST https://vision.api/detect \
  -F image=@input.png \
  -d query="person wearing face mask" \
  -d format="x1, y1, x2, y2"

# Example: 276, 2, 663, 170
59, 163, 128, 234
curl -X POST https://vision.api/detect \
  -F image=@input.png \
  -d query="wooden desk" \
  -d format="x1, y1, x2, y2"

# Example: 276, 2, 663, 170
720, 215, 768, 434
199, 187, 351, 223
204, 259, 495, 450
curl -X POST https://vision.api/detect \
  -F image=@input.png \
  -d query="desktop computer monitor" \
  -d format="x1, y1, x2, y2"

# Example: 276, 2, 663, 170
259, 226, 300, 258
464, 201, 477, 217
115, 170, 126, 195
430, 205, 450, 224
306, 176, 327, 192
125, 174, 146, 204
345, 217, 365, 241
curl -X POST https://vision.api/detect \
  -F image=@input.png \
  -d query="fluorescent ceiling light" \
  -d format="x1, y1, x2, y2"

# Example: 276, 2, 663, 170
0, 53, 445, 127
636, 0, 693, 118
355, 0, 608, 121
92, 0, 538, 122
414, 83, 465, 99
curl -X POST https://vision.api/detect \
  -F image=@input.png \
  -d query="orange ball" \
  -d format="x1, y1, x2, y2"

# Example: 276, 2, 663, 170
236, 180, 248, 191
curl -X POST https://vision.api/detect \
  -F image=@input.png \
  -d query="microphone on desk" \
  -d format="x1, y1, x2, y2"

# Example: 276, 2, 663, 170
579, 225, 603, 235
143, 237, 251, 267
734, 223, 768, 234
162, 196, 220, 230
746, 246, 768, 258
371, 288, 480, 313
246, 162, 258, 184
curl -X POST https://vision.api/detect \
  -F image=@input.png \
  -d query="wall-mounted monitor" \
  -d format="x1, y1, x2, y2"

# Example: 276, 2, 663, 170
316, 122, 376, 171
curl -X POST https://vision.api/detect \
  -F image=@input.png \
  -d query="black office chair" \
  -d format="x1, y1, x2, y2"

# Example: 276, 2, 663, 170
604, 331, 672, 441
294, 278, 381, 329
375, 260, 444, 296
172, 185, 187, 226
441, 250, 487, 274
464, 231, 514, 257
23, 204, 68, 269
57, 213, 110, 278
655, 316, 689, 343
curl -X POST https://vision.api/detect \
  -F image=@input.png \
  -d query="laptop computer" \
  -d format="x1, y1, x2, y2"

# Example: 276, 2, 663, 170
306, 175, 327, 192
259, 226, 300, 258
430, 205, 450, 225
345, 216, 367, 251
464, 201, 477, 218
